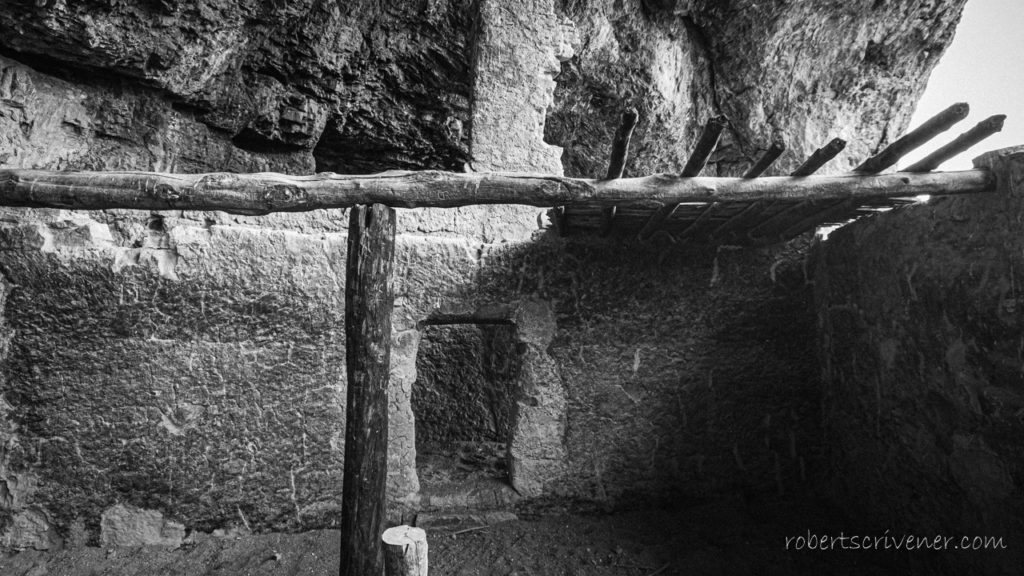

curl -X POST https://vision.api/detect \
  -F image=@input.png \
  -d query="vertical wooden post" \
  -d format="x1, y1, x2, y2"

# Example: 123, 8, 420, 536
340, 203, 397, 576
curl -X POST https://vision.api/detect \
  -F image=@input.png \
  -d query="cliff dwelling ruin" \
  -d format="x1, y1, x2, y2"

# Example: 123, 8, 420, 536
0, 1, 1022, 575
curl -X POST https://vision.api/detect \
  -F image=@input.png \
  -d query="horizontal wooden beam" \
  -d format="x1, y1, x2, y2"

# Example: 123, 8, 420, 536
0, 167, 996, 215
636, 115, 728, 241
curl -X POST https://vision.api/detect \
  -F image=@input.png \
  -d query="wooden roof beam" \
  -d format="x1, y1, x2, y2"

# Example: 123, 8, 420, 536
636, 115, 728, 241
598, 108, 639, 236
790, 138, 847, 177
0, 166, 996, 215
744, 137, 846, 242
742, 139, 786, 178
905, 115, 1006, 172
854, 102, 970, 174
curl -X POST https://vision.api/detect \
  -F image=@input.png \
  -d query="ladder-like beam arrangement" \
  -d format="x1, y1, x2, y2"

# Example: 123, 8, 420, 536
0, 102, 1007, 248
740, 137, 848, 243
853, 102, 970, 174
0, 166, 995, 214
904, 115, 1006, 173
636, 115, 728, 241
558, 101, 1006, 241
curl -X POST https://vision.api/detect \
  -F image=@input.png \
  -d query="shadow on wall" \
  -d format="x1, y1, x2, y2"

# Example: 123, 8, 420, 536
816, 179, 1024, 575
468, 233, 823, 505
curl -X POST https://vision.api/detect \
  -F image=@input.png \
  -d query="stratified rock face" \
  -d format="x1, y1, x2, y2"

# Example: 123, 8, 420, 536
0, 0, 968, 547
0, 0, 966, 176
0, 53, 310, 173
547, 0, 967, 177
816, 150, 1024, 575
0, 0, 476, 173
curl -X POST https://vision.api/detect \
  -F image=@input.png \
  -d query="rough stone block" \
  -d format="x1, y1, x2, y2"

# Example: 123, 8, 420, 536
973, 145, 1024, 196
0, 509, 62, 551
100, 504, 185, 549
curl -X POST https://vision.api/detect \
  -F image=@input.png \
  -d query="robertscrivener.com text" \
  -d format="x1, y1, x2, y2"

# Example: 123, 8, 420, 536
785, 531, 1007, 552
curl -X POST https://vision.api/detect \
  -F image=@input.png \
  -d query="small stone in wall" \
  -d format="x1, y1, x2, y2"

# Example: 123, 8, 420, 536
100, 504, 186, 549
1, 508, 63, 551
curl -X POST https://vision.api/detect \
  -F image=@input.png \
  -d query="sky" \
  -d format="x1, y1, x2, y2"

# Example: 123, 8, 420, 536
901, 0, 1024, 171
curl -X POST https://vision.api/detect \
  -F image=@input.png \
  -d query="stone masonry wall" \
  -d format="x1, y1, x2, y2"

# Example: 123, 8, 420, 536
815, 149, 1024, 575
0, 0, 966, 549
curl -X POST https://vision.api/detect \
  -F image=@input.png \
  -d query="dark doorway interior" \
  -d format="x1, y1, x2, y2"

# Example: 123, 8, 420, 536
413, 323, 519, 497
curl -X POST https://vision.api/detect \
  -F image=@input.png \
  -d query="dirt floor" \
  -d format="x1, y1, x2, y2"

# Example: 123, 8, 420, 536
0, 494, 910, 576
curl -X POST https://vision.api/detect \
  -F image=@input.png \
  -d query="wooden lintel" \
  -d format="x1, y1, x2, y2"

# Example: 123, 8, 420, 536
0, 167, 996, 214
340, 204, 397, 576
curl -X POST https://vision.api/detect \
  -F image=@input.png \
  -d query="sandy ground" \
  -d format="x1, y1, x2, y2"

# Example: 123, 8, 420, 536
0, 496, 901, 576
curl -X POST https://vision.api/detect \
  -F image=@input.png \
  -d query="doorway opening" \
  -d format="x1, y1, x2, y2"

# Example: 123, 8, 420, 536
412, 321, 520, 503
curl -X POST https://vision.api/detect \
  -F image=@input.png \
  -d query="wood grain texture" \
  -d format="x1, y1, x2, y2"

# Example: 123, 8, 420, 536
382, 525, 428, 576
340, 204, 397, 576
905, 115, 1006, 173
854, 102, 970, 174
0, 168, 992, 214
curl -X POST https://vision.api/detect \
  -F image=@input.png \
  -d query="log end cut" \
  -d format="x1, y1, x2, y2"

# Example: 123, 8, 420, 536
383, 525, 429, 576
